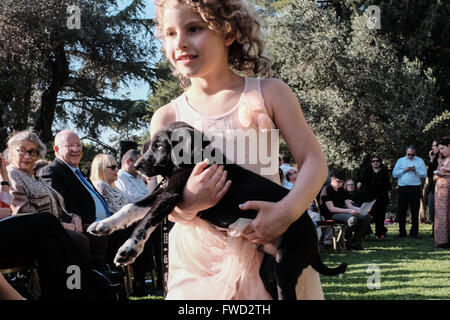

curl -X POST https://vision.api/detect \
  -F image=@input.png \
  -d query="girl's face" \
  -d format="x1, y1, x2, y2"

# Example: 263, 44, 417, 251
438, 144, 449, 158
161, 0, 234, 79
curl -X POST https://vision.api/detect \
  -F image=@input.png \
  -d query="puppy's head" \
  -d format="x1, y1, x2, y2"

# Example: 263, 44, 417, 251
135, 122, 211, 178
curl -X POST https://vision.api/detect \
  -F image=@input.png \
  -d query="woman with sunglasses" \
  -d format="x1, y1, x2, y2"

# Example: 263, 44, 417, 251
360, 155, 392, 240
90, 153, 158, 295
90, 154, 127, 215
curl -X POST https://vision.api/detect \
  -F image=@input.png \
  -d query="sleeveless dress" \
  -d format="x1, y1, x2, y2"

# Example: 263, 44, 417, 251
166, 78, 324, 300
434, 159, 450, 247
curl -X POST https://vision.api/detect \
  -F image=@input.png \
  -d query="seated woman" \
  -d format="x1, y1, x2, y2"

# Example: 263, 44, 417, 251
5, 130, 91, 262
1, 150, 87, 300
344, 178, 373, 237
89, 153, 158, 296
344, 179, 363, 207
90, 154, 128, 214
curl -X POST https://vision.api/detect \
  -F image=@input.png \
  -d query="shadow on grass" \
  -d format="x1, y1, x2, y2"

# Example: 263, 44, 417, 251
320, 223, 450, 300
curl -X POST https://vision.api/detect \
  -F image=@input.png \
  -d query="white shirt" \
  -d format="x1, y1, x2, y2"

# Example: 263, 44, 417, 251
114, 169, 150, 203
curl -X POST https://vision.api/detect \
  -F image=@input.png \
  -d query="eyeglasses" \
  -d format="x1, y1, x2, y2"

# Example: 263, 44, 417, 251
61, 144, 82, 150
106, 165, 118, 170
371, 159, 380, 163
17, 148, 39, 157
407, 154, 415, 157
346, 183, 355, 187
334, 178, 344, 184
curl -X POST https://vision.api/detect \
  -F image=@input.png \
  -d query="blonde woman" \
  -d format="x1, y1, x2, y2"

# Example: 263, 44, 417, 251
90, 154, 128, 214
90, 153, 156, 296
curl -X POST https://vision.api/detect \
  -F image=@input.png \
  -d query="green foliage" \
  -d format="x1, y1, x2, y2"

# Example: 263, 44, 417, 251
423, 109, 450, 137
146, 59, 184, 117
267, 0, 440, 169
0, 0, 166, 149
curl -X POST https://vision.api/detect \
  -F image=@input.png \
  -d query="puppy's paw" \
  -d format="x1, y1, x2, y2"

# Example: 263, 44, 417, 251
113, 239, 144, 267
87, 220, 116, 236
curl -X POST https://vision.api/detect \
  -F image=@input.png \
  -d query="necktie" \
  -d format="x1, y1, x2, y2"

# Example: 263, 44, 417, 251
74, 168, 111, 217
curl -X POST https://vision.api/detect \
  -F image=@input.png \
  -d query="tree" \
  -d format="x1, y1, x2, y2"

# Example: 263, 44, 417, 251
266, 0, 440, 170
146, 59, 184, 118
0, 0, 167, 150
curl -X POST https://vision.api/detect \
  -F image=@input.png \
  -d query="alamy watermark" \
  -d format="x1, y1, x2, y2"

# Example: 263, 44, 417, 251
365, 5, 381, 30
67, 5, 81, 30
66, 265, 81, 290
170, 123, 280, 176
366, 264, 381, 289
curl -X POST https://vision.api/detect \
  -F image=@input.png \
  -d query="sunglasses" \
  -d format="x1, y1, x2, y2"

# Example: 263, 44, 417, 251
371, 159, 380, 163
106, 165, 119, 170
407, 154, 415, 157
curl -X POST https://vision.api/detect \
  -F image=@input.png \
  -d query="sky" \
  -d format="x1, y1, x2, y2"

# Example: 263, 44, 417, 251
97, 0, 158, 145
115, 0, 157, 101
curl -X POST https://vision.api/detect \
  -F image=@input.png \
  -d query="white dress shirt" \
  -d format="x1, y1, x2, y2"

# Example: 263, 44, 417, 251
114, 169, 150, 203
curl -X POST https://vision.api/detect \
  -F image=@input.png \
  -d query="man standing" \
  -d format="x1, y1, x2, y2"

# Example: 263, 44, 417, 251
392, 145, 427, 238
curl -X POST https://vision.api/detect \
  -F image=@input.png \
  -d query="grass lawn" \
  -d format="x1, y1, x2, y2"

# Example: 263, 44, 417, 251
130, 223, 449, 301
320, 223, 450, 300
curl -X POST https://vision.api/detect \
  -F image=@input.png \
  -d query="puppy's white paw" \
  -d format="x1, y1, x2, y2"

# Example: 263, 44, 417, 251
114, 238, 144, 267
87, 220, 116, 236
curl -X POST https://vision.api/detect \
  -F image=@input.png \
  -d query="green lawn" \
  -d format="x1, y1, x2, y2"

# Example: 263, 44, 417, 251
131, 223, 449, 301
320, 223, 450, 300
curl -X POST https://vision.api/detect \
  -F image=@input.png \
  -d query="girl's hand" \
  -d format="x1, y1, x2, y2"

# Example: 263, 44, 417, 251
172, 159, 232, 221
240, 200, 297, 244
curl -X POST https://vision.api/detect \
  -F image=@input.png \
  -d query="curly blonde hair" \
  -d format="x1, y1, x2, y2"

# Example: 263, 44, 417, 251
155, 0, 270, 87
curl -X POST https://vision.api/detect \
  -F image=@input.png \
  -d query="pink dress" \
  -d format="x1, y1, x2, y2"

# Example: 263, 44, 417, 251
166, 78, 324, 300
434, 158, 450, 246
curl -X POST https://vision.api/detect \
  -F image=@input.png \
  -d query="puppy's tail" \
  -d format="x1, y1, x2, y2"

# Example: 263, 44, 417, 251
311, 257, 347, 276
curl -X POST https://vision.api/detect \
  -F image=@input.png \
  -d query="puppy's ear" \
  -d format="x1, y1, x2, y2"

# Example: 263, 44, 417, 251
170, 127, 196, 167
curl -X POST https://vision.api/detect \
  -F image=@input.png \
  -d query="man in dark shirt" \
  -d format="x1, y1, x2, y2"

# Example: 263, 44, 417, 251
319, 170, 371, 250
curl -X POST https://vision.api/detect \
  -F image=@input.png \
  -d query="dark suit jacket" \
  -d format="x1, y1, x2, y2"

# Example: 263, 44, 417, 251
38, 158, 103, 224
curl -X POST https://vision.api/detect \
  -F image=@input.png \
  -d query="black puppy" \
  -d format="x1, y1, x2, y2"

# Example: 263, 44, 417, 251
88, 121, 347, 300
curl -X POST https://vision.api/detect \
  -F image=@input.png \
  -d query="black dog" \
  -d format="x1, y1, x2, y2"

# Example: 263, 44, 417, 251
88, 121, 347, 300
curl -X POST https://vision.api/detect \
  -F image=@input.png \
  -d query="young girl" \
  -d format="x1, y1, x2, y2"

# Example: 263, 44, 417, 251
150, 0, 328, 299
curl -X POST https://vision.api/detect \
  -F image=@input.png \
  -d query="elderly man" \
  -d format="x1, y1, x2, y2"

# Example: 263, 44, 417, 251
392, 145, 427, 238
39, 130, 110, 224
38, 129, 109, 267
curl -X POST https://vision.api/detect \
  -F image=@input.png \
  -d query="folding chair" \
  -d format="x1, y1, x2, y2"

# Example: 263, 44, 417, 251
314, 199, 346, 252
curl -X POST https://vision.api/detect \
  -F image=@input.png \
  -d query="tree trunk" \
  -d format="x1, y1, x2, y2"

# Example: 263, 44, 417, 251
34, 45, 69, 143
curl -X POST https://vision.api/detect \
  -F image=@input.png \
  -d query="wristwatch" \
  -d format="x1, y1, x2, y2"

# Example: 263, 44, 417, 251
0, 181, 10, 186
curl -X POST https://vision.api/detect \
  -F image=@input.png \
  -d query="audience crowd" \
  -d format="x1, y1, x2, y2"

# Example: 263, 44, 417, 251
1, 129, 449, 300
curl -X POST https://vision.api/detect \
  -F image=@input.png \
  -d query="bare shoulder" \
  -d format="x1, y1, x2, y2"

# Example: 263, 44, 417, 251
150, 103, 177, 137
259, 78, 299, 118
